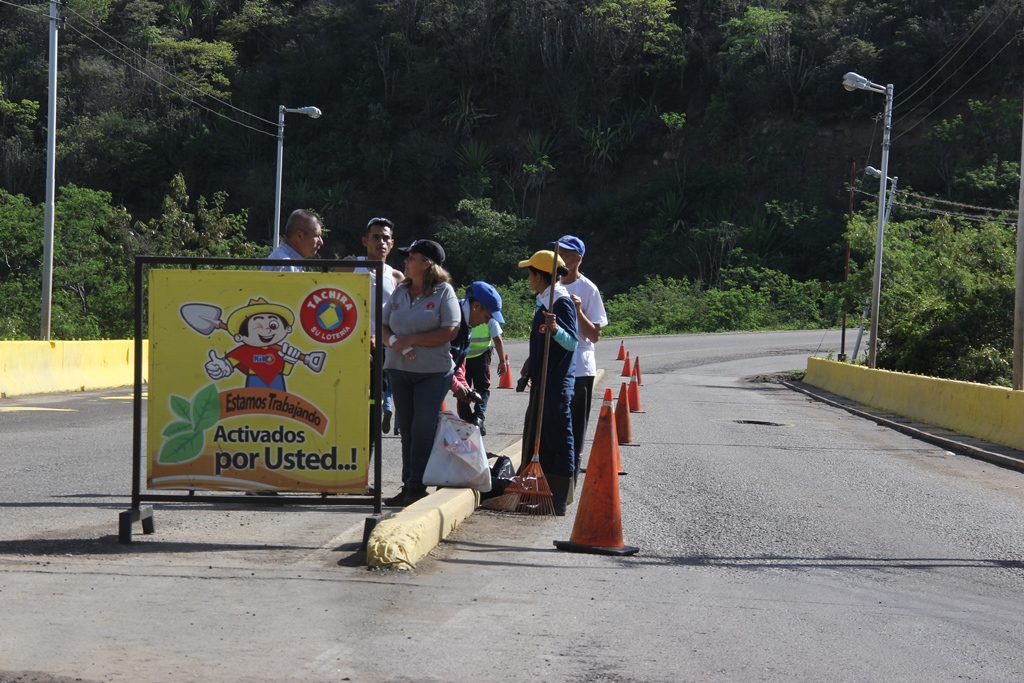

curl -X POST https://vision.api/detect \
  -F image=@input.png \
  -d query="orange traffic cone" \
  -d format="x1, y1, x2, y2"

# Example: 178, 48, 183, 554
621, 352, 632, 377
555, 388, 638, 556
441, 396, 449, 412
498, 354, 514, 389
616, 340, 626, 360
633, 356, 643, 385
580, 388, 627, 476
615, 381, 635, 445
628, 368, 643, 413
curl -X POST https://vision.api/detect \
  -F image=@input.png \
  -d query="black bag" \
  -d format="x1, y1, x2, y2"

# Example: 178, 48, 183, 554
491, 455, 514, 480
479, 455, 515, 501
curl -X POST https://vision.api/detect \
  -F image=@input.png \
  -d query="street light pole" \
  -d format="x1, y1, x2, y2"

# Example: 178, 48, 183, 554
843, 72, 893, 369
273, 105, 322, 249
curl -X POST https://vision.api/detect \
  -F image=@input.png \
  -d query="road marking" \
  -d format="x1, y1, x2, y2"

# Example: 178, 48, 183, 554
293, 519, 366, 566
290, 643, 354, 680
0, 407, 75, 412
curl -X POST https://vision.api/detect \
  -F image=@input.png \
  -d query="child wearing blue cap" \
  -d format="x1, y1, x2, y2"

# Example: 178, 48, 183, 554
449, 282, 506, 431
456, 283, 507, 435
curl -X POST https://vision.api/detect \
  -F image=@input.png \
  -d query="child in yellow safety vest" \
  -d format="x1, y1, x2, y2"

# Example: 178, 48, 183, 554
456, 318, 507, 436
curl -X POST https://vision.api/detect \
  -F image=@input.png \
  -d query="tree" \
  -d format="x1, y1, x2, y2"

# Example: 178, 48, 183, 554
434, 198, 533, 287
0, 83, 41, 197
139, 173, 257, 258
846, 210, 1016, 384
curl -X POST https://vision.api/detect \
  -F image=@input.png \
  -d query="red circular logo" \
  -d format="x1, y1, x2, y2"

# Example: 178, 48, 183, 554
299, 288, 359, 344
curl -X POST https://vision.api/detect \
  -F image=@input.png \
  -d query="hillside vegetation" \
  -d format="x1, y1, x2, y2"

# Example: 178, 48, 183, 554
1, 0, 1022, 382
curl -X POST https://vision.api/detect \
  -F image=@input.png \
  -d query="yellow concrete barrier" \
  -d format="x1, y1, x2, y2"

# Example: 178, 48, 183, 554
0, 340, 148, 398
366, 488, 481, 570
366, 440, 523, 569
804, 357, 1024, 451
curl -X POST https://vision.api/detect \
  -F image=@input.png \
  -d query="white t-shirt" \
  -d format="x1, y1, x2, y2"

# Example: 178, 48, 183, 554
563, 274, 608, 377
354, 260, 397, 332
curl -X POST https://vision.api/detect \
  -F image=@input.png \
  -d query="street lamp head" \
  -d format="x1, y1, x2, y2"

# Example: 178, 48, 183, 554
282, 105, 323, 118
842, 71, 885, 94
865, 166, 897, 182
842, 72, 865, 91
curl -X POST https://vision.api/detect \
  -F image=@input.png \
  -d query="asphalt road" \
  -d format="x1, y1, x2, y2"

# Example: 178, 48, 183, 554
3, 329, 1024, 682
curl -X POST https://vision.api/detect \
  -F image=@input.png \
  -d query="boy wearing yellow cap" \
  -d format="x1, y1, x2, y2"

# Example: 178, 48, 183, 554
518, 249, 578, 515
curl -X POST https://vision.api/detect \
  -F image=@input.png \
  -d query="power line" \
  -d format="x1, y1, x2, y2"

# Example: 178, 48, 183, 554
892, 27, 1023, 143
894, 200, 1018, 225
63, 21, 276, 138
901, 190, 1019, 216
61, 4, 278, 129
894, 0, 1011, 118
0, 0, 277, 137
0, 0, 46, 17
847, 185, 1019, 225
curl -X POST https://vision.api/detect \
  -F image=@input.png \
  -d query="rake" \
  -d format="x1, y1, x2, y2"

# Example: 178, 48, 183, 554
486, 250, 562, 516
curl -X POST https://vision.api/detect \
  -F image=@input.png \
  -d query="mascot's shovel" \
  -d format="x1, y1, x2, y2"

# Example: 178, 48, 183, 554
180, 303, 229, 336
180, 303, 327, 372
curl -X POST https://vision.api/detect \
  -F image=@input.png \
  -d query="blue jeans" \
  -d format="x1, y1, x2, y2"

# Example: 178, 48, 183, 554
386, 369, 452, 491
382, 375, 393, 414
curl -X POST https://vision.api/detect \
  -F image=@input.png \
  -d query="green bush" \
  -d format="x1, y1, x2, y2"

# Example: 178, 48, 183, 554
602, 270, 838, 338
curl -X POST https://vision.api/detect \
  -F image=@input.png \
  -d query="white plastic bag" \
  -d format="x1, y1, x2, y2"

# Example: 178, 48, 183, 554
423, 411, 491, 491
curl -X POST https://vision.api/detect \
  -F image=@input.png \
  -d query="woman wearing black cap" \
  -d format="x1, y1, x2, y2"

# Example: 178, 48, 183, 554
381, 239, 460, 506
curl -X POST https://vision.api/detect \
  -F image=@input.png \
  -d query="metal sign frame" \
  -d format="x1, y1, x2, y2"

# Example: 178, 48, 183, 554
119, 255, 385, 543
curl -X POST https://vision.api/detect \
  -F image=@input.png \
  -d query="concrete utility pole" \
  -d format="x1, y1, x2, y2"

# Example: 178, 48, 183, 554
40, 0, 63, 340
1013, 92, 1024, 389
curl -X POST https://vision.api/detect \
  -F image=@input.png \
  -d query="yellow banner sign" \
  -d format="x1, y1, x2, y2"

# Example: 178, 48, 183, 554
147, 270, 371, 493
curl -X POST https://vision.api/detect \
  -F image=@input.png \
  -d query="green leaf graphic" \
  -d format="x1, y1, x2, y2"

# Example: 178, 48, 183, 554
191, 383, 221, 432
161, 421, 192, 438
158, 430, 205, 464
170, 395, 191, 421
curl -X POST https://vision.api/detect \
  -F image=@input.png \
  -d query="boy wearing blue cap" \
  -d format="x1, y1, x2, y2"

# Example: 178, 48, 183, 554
457, 289, 507, 435
450, 282, 505, 432
556, 235, 608, 485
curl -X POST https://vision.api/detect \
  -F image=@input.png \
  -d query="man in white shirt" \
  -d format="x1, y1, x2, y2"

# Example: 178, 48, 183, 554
354, 217, 404, 432
262, 209, 323, 271
557, 235, 608, 484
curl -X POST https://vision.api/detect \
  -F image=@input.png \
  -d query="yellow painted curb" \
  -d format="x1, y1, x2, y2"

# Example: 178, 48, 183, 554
365, 369, 605, 569
805, 357, 1024, 452
366, 441, 522, 569
365, 487, 481, 569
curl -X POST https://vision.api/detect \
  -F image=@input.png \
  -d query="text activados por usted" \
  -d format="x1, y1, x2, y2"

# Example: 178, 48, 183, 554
215, 445, 359, 475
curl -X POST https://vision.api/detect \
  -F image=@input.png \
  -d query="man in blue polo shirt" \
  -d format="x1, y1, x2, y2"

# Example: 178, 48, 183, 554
262, 209, 323, 271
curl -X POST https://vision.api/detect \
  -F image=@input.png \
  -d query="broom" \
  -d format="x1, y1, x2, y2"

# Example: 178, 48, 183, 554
487, 249, 562, 515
